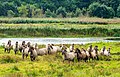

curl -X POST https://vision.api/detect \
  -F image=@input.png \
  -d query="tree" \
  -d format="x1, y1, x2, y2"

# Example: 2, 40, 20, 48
88, 2, 101, 17
34, 9, 44, 18
0, 0, 119, 18
45, 9, 56, 18
7, 10, 15, 17
74, 8, 82, 17
66, 12, 74, 18
88, 3, 115, 18
0, 3, 6, 16
3, 2, 18, 16
45, 9, 53, 17
117, 5, 120, 17
27, 4, 37, 18
107, 7, 115, 18
56, 7, 67, 18
17, 5, 28, 17
95, 5, 115, 18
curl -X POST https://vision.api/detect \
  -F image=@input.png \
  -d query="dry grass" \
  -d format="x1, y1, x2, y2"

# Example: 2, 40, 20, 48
0, 17, 120, 24
0, 23, 120, 29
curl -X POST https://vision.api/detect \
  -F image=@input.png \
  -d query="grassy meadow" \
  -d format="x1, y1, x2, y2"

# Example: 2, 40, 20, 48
0, 17, 120, 77
0, 17, 120, 37
0, 42, 120, 77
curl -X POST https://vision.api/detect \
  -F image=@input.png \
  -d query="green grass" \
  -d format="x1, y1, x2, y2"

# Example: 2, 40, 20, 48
0, 17, 120, 38
0, 42, 120, 77
0, 27, 120, 38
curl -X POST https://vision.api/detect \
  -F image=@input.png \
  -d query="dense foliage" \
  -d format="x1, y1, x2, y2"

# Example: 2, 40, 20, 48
0, 0, 120, 18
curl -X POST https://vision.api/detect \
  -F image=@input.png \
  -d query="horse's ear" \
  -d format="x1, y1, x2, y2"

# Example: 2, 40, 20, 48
59, 44, 62, 47
50, 45, 53, 49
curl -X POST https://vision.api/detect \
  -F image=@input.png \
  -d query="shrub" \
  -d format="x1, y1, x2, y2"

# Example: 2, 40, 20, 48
117, 6, 120, 17
7, 10, 15, 17
56, 7, 67, 18
88, 3, 115, 18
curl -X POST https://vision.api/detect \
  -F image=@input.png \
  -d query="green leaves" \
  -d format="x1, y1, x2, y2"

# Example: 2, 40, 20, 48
88, 3, 115, 18
117, 6, 120, 17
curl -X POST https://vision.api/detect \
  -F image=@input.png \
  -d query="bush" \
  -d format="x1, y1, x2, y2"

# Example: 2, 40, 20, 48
56, 7, 67, 18
7, 10, 15, 17
95, 5, 115, 18
88, 3, 115, 18
74, 8, 82, 17
117, 6, 120, 17
45, 9, 56, 18
88, 2, 101, 17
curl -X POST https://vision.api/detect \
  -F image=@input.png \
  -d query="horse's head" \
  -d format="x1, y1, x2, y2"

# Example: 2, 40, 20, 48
75, 48, 81, 54
22, 41, 25, 45
62, 49, 67, 55
28, 46, 35, 54
27, 42, 31, 47
47, 44, 53, 54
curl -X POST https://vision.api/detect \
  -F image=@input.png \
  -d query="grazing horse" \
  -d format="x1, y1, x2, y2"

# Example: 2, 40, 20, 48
4, 40, 13, 53
33, 43, 47, 56
19, 41, 26, 53
87, 45, 99, 60
92, 46, 99, 60
29, 47, 37, 61
69, 44, 74, 52
32, 43, 39, 50
36, 48, 48, 56
100, 46, 106, 55
22, 44, 31, 60
13, 41, 19, 54
62, 49, 77, 63
75, 48, 88, 62
47, 44, 64, 54
100, 46, 111, 56
87, 45, 93, 59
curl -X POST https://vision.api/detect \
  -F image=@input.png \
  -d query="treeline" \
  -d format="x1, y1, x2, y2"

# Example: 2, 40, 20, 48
0, 27, 120, 37
0, 0, 120, 18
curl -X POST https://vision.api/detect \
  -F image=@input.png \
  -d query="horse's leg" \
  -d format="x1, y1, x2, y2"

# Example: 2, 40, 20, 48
22, 53, 24, 60
78, 58, 80, 62
26, 54, 28, 58
30, 57, 33, 61
4, 48, 6, 53
30, 54, 34, 61
8, 49, 10, 53
33, 57, 35, 60
14, 49, 16, 54
97, 56, 99, 60
19, 48, 22, 53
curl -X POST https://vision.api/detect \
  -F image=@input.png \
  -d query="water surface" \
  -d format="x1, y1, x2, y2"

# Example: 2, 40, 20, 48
0, 37, 119, 45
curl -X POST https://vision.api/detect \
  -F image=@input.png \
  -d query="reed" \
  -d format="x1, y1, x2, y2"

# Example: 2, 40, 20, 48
0, 27, 120, 37
0, 17, 120, 24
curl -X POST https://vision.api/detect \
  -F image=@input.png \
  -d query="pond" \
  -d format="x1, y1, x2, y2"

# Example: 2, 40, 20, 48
0, 37, 120, 45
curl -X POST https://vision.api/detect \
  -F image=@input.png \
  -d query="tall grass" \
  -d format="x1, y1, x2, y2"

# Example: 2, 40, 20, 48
1, 23, 120, 29
0, 17, 120, 24
0, 54, 21, 63
0, 27, 120, 37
